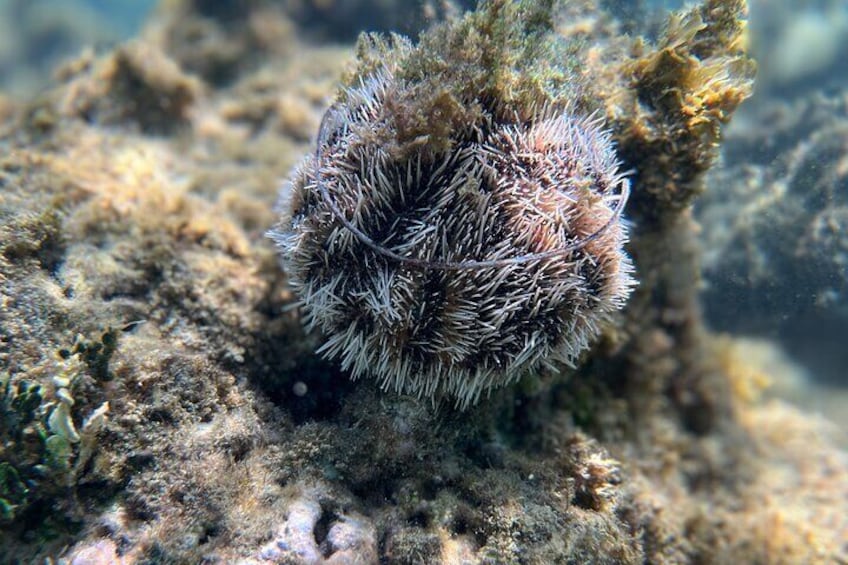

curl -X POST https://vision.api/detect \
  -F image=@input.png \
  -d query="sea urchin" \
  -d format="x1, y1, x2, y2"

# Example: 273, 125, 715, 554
270, 64, 635, 408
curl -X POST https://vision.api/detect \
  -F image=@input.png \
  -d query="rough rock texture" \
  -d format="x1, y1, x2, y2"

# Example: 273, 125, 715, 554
0, 1, 845, 564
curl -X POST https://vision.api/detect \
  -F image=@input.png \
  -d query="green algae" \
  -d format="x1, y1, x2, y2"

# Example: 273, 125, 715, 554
58, 327, 121, 382
0, 327, 115, 526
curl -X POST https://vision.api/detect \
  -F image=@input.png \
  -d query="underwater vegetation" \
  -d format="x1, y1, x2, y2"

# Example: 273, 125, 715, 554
0, 0, 845, 563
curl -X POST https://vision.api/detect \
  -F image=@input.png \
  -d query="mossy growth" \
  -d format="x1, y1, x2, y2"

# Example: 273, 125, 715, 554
0, 200, 65, 276
344, 0, 593, 156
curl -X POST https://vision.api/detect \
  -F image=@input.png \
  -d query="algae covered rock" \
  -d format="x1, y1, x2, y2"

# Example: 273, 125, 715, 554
0, 1, 845, 564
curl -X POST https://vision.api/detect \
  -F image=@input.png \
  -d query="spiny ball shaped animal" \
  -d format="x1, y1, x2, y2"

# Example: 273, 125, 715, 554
271, 69, 635, 409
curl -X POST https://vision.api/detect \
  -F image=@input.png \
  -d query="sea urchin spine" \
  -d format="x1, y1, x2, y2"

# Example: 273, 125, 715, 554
271, 65, 635, 409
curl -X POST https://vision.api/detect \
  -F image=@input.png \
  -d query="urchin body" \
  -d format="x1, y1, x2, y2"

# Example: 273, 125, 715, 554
271, 71, 634, 408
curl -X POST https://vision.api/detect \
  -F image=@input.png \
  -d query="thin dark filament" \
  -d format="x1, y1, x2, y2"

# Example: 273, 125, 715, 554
314, 111, 629, 271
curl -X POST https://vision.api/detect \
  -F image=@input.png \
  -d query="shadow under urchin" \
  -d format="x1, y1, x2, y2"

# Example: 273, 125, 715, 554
269, 66, 635, 409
